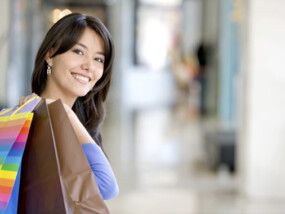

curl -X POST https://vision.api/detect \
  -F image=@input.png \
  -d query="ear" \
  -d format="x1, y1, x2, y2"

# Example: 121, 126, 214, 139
45, 49, 54, 67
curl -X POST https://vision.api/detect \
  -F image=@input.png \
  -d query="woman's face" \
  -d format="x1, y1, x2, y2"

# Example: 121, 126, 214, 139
46, 27, 105, 99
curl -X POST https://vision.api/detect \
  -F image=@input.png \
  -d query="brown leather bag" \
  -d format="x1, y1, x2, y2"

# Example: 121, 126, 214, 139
18, 100, 109, 214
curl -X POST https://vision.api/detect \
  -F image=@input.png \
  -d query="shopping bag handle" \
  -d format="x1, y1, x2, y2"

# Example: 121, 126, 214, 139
11, 96, 40, 119
0, 95, 40, 118
0, 107, 13, 116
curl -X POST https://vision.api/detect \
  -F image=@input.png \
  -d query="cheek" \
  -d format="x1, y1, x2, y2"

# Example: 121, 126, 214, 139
90, 70, 103, 88
52, 59, 71, 74
95, 69, 104, 81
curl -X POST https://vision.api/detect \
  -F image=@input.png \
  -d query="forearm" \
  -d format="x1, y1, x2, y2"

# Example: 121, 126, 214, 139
63, 104, 95, 145
82, 143, 119, 200
64, 105, 119, 199
47, 99, 119, 199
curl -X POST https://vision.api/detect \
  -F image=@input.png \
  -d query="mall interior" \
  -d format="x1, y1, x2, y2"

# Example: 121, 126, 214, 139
0, 0, 285, 213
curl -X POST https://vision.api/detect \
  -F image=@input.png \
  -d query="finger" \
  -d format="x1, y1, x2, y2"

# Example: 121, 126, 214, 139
19, 96, 25, 106
31, 93, 39, 98
27, 94, 34, 100
20, 94, 34, 105
19, 97, 24, 105
24, 93, 36, 102
23, 97, 29, 103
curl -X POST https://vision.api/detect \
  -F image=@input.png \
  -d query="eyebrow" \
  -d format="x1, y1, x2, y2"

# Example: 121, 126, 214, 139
76, 42, 105, 57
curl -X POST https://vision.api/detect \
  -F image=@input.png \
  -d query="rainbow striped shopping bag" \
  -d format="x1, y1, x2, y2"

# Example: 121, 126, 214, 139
0, 95, 41, 213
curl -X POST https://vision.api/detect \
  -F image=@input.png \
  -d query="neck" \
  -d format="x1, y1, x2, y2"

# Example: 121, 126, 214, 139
41, 89, 77, 108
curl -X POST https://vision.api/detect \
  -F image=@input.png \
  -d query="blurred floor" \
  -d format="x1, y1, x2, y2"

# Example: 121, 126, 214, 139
105, 98, 285, 214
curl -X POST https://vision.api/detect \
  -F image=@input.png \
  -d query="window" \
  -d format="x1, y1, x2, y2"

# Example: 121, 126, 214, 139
135, 0, 182, 69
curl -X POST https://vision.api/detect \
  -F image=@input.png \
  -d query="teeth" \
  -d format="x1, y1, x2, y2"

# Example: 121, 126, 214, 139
72, 74, 89, 83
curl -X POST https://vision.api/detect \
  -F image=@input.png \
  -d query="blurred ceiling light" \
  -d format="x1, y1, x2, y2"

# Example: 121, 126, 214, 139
51, 8, 72, 24
232, 0, 244, 23
139, 0, 182, 7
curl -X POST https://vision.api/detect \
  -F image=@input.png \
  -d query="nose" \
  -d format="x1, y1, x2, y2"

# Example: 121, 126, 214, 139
82, 57, 95, 72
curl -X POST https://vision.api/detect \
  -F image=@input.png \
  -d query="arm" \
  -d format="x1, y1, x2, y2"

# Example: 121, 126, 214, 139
58, 100, 119, 200
46, 98, 119, 199
82, 143, 119, 200
64, 105, 119, 200
20, 96, 119, 199
62, 104, 94, 145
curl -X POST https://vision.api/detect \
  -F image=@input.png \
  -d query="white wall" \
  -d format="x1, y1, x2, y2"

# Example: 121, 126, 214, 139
182, 0, 202, 54
124, 67, 175, 109
240, 0, 285, 199
0, 0, 9, 106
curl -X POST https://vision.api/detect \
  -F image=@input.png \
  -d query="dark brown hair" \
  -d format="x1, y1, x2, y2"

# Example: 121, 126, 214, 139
31, 13, 114, 151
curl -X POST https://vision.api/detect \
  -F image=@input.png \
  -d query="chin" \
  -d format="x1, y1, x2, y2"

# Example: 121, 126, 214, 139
75, 90, 91, 98
72, 85, 93, 98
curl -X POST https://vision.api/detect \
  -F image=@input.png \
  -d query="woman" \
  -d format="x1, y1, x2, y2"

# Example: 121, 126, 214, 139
16, 13, 119, 205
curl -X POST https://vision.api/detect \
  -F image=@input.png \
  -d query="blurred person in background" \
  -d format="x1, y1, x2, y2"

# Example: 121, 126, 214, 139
169, 32, 199, 118
195, 41, 208, 116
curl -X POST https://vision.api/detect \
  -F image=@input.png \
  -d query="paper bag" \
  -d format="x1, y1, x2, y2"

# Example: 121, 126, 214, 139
18, 100, 109, 214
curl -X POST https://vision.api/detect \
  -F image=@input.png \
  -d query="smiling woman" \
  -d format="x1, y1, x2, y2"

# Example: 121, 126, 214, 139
11, 13, 118, 212
42, 27, 106, 105
32, 13, 114, 149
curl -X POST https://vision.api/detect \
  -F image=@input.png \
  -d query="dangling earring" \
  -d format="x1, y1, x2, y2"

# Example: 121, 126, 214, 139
47, 65, 51, 76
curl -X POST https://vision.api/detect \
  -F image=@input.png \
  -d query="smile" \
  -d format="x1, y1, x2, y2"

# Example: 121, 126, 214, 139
71, 73, 91, 84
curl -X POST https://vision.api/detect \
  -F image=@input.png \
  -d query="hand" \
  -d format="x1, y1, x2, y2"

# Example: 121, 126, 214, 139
19, 93, 38, 106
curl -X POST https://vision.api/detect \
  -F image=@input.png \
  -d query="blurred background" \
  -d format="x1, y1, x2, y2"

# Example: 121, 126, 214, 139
1, 0, 285, 213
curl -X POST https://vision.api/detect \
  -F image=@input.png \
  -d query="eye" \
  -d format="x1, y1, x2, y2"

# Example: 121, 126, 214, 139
73, 49, 84, 55
95, 57, 104, 63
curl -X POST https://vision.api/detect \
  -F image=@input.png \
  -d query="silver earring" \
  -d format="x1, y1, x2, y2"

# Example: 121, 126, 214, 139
47, 65, 51, 75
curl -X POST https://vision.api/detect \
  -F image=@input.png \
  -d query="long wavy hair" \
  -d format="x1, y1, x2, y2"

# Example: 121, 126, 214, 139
31, 13, 114, 151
